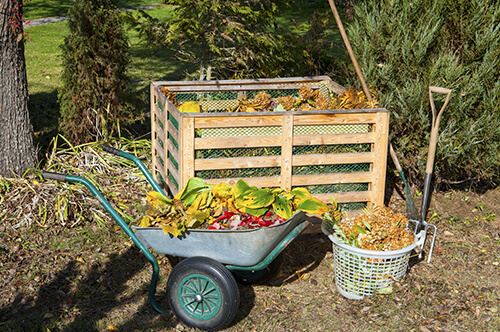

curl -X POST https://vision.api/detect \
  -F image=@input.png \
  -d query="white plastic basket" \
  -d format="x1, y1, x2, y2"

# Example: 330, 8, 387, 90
323, 224, 426, 300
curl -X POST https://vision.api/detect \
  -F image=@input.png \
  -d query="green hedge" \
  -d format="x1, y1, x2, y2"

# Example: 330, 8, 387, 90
59, 0, 133, 144
347, 0, 499, 187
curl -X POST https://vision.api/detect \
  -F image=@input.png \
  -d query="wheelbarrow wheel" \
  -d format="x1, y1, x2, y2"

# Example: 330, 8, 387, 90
167, 256, 240, 331
232, 253, 284, 285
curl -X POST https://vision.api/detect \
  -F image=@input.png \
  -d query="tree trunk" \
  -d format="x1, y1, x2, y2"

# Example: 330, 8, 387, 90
0, 0, 36, 176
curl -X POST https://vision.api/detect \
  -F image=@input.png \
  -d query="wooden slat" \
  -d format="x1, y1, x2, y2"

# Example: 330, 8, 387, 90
370, 111, 390, 206
294, 113, 377, 125
155, 138, 166, 157
166, 139, 179, 160
156, 86, 166, 105
292, 172, 372, 186
281, 114, 293, 190
181, 108, 385, 118
150, 84, 160, 183
166, 100, 182, 124
292, 152, 374, 166
195, 116, 282, 128
180, 117, 195, 188
205, 176, 280, 188
155, 118, 165, 140
153, 76, 332, 87
195, 136, 282, 149
161, 99, 169, 185
314, 191, 371, 203
168, 122, 179, 140
293, 132, 376, 146
194, 156, 281, 170
162, 83, 329, 92
167, 160, 179, 181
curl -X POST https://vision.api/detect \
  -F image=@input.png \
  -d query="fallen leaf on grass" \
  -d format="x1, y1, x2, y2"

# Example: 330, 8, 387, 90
376, 285, 393, 295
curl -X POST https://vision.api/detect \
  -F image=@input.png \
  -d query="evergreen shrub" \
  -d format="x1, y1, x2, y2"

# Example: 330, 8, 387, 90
59, 0, 133, 144
347, 0, 499, 187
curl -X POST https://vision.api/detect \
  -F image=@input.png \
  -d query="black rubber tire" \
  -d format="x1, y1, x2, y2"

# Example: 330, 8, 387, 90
167, 257, 240, 331
232, 254, 284, 285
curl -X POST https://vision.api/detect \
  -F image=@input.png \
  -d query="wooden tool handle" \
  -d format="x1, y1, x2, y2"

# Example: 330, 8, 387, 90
429, 86, 452, 95
389, 143, 403, 172
327, 0, 372, 100
426, 86, 452, 173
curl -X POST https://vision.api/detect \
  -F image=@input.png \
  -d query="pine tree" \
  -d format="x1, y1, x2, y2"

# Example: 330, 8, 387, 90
347, 0, 499, 186
59, 0, 132, 144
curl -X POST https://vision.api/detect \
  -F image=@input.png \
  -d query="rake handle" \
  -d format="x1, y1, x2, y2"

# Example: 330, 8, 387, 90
327, 0, 372, 100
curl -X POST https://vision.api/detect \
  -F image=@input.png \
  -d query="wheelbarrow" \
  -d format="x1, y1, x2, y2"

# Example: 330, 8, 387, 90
42, 145, 318, 331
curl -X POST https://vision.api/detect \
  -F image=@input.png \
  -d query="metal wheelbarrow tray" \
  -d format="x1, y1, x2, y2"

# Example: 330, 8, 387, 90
134, 211, 307, 266
42, 145, 316, 331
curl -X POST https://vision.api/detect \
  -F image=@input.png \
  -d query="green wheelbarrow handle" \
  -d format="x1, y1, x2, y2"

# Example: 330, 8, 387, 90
101, 144, 167, 196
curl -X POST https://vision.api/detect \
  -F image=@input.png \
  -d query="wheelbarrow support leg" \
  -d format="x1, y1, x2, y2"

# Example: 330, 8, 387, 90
42, 172, 165, 314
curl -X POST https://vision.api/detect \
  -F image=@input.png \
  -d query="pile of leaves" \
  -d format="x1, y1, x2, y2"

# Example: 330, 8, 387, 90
325, 206, 415, 251
138, 178, 329, 237
0, 136, 151, 228
161, 86, 379, 113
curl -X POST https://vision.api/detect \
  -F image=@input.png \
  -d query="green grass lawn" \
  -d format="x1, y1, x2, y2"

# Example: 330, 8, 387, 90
25, 5, 178, 148
24, 0, 345, 150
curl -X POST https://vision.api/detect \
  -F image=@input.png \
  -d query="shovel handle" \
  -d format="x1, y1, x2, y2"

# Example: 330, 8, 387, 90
426, 86, 452, 173
421, 86, 452, 221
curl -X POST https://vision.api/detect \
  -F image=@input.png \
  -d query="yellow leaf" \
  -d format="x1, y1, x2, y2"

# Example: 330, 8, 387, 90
297, 197, 329, 215
186, 210, 210, 227
161, 223, 182, 237
212, 182, 232, 199
106, 324, 119, 331
139, 215, 153, 227
291, 187, 312, 205
178, 101, 201, 113
147, 191, 172, 210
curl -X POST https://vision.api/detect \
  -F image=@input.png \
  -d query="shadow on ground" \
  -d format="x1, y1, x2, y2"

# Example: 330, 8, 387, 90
0, 247, 177, 331
29, 90, 60, 154
272, 229, 331, 285
24, 0, 71, 20
0, 228, 329, 331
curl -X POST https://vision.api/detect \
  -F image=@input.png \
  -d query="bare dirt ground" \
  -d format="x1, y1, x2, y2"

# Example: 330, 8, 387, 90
1, 188, 498, 332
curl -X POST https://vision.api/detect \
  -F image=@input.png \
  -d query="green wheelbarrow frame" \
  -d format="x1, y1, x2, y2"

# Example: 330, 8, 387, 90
42, 145, 313, 317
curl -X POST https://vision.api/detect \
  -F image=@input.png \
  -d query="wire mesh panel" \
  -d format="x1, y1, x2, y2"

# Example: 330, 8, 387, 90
150, 76, 389, 208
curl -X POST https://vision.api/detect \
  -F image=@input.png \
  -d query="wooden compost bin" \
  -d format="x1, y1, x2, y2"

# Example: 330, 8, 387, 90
150, 76, 389, 210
